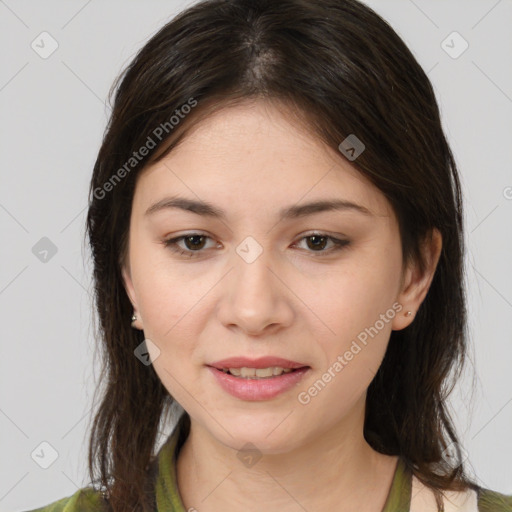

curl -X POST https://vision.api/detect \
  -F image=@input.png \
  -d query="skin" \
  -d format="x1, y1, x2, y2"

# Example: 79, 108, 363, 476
122, 98, 442, 512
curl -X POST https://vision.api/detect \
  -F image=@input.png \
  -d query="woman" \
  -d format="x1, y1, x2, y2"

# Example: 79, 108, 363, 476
23, 0, 512, 511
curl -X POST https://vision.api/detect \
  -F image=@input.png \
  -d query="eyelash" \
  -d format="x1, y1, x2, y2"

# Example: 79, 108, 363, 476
162, 232, 350, 258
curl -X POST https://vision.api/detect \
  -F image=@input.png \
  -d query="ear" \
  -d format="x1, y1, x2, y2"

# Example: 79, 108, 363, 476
392, 228, 442, 331
121, 257, 144, 330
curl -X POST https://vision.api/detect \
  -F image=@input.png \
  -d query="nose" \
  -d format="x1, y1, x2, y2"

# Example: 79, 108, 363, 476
216, 244, 294, 336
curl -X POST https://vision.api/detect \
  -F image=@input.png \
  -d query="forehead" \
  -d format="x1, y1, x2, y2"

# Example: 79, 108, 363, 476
133, 100, 393, 220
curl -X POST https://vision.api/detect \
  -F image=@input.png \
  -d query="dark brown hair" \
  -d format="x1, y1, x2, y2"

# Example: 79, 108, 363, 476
85, 0, 477, 510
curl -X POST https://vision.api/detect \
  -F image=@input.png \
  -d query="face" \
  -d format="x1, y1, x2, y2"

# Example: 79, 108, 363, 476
122, 99, 426, 454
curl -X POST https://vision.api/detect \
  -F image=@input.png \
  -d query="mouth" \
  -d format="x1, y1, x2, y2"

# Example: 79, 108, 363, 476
208, 356, 309, 378
206, 356, 311, 400
215, 366, 307, 379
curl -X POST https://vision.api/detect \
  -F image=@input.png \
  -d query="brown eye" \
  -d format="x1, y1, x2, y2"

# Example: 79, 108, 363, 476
163, 233, 217, 258
305, 235, 328, 251
294, 233, 350, 255
183, 235, 207, 250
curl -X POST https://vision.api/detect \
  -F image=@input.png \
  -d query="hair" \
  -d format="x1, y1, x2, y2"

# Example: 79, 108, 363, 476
85, 0, 477, 510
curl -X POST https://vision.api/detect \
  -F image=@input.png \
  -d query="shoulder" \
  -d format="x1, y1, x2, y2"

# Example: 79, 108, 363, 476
477, 487, 512, 512
20, 487, 106, 512
412, 474, 512, 511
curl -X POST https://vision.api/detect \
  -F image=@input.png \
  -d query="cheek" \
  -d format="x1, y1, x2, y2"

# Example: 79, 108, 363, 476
131, 243, 212, 338
296, 267, 399, 418
137, 282, 183, 341
295, 244, 402, 407
301, 254, 401, 344
132, 260, 207, 404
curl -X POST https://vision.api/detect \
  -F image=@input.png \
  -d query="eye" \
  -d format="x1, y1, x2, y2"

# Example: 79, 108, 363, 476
293, 233, 350, 255
163, 233, 219, 258
162, 231, 350, 258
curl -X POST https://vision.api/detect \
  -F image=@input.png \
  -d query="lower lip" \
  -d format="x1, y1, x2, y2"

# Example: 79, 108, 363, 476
207, 366, 310, 401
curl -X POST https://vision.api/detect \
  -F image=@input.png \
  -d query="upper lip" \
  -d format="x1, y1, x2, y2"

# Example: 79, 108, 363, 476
208, 356, 308, 370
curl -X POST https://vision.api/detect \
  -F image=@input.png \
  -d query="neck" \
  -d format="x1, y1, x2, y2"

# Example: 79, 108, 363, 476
175, 402, 399, 512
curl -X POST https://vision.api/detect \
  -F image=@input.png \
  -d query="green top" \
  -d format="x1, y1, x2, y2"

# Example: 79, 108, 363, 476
22, 416, 512, 512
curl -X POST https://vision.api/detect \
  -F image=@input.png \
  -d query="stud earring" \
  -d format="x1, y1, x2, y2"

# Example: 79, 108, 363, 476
405, 311, 413, 317
131, 313, 138, 328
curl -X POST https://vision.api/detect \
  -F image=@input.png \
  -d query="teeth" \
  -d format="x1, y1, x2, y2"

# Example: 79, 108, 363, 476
223, 366, 295, 378
255, 367, 273, 378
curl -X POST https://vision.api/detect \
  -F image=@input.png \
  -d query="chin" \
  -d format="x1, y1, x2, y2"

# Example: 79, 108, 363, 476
206, 416, 303, 454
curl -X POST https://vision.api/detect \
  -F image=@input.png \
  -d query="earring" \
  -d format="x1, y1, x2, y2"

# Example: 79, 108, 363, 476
131, 313, 138, 328
405, 311, 413, 317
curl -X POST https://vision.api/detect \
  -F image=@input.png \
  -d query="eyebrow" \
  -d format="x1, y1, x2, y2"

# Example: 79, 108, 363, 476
144, 196, 373, 219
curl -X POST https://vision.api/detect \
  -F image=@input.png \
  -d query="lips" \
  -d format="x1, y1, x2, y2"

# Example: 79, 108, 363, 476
207, 365, 310, 400
208, 356, 308, 370
206, 356, 311, 400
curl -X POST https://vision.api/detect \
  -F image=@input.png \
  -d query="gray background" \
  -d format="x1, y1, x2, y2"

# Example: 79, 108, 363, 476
1, 0, 511, 510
